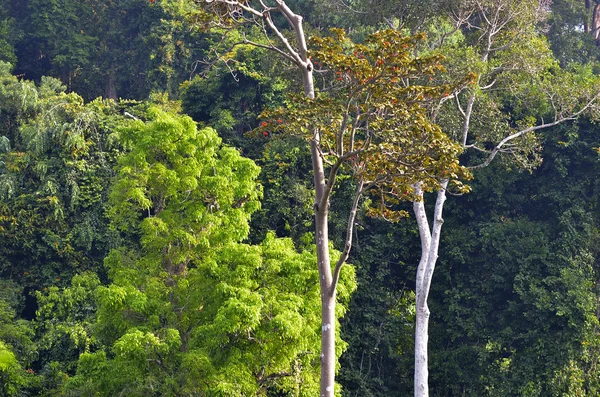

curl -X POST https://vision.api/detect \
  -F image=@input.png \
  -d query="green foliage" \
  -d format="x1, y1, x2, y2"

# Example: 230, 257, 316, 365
250, 136, 315, 243
1, 2, 600, 397
0, 340, 28, 396
0, 10, 17, 65
180, 34, 290, 149
51, 106, 356, 396
259, 28, 471, 221
419, 121, 600, 396
108, 105, 262, 249
8, 0, 204, 99
0, 72, 125, 289
546, 0, 600, 66
75, 235, 353, 397
35, 272, 101, 374
0, 281, 36, 396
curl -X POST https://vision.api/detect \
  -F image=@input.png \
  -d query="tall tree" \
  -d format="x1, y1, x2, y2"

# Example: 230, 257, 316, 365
45, 106, 356, 396
404, 1, 600, 395
181, 0, 470, 393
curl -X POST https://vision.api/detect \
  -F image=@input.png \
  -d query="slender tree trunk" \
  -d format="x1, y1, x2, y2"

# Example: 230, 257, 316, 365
311, 136, 337, 396
105, 70, 117, 100
414, 302, 430, 397
320, 248, 337, 397
585, 0, 591, 33
413, 180, 448, 397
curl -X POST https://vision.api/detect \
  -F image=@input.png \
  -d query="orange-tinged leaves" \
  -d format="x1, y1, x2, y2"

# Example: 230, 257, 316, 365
254, 28, 473, 221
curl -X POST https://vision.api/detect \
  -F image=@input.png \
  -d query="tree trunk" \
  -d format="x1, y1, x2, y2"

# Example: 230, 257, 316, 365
311, 135, 337, 396
413, 180, 448, 397
592, 4, 600, 44
585, 0, 591, 33
105, 70, 117, 100
320, 262, 337, 397
414, 301, 430, 397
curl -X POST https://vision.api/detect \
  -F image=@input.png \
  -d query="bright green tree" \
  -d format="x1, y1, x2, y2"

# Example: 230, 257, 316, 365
47, 106, 356, 396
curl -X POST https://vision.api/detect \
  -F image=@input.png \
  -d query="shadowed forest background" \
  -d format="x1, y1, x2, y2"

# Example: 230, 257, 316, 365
2, 0, 600, 396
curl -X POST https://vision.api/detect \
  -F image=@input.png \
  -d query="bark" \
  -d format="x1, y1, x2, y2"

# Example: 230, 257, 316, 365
311, 132, 336, 395
105, 70, 117, 100
593, 4, 600, 43
311, 135, 338, 397
585, 0, 591, 33
413, 180, 448, 397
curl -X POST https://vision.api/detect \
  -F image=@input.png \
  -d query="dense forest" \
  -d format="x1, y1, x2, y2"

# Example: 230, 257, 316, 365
2, 0, 600, 396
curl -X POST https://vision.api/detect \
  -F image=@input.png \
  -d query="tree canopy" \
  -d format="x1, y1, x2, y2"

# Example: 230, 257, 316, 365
1, 0, 600, 396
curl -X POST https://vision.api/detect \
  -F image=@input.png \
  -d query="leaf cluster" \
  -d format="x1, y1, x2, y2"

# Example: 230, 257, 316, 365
258, 29, 472, 221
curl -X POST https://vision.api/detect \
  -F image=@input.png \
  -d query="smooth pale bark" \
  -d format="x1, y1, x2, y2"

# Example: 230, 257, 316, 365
311, 138, 337, 397
413, 180, 448, 397
257, 3, 345, 394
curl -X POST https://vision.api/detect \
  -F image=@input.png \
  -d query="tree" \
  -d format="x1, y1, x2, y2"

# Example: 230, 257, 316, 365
183, 0, 470, 393
0, 69, 125, 290
260, 29, 471, 396
47, 106, 356, 396
403, 1, 600, 395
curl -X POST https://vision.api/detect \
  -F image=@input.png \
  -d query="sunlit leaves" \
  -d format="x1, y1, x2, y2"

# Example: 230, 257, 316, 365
108, 106, 262, 255
0, 67, 124, 289
258, 29, 472, 221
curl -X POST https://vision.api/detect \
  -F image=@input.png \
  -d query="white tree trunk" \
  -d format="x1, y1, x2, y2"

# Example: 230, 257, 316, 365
311, 135, 337, 396
413, 180, 448, 397
204, 3, 359, 393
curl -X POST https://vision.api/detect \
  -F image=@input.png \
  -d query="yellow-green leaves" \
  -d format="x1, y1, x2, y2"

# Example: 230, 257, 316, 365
109, 106, 262, 258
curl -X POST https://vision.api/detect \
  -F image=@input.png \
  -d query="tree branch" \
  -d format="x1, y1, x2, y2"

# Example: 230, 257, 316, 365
330, 178, 365, 296
469, 92, 600, 169
413, 182, 431, 295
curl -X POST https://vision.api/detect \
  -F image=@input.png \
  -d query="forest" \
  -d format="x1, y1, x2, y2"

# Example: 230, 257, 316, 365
1, 0, 600, 396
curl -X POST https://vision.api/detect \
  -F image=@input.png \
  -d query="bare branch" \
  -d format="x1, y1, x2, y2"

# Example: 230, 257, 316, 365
330, 178, 366, 296
238, 37, 297, 64
469, 91, 600, 169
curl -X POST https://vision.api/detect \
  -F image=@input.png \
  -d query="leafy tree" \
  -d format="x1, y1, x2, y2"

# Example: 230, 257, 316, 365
34, 272, 101, 375
0, 72, 125, 290
249, 136, 315, 243
49, 106, 356, 396
0, 280, 37, 396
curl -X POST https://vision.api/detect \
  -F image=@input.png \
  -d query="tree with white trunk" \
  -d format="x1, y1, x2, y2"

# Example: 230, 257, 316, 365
181, 1, 471, 395
411, 1, 600, 395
